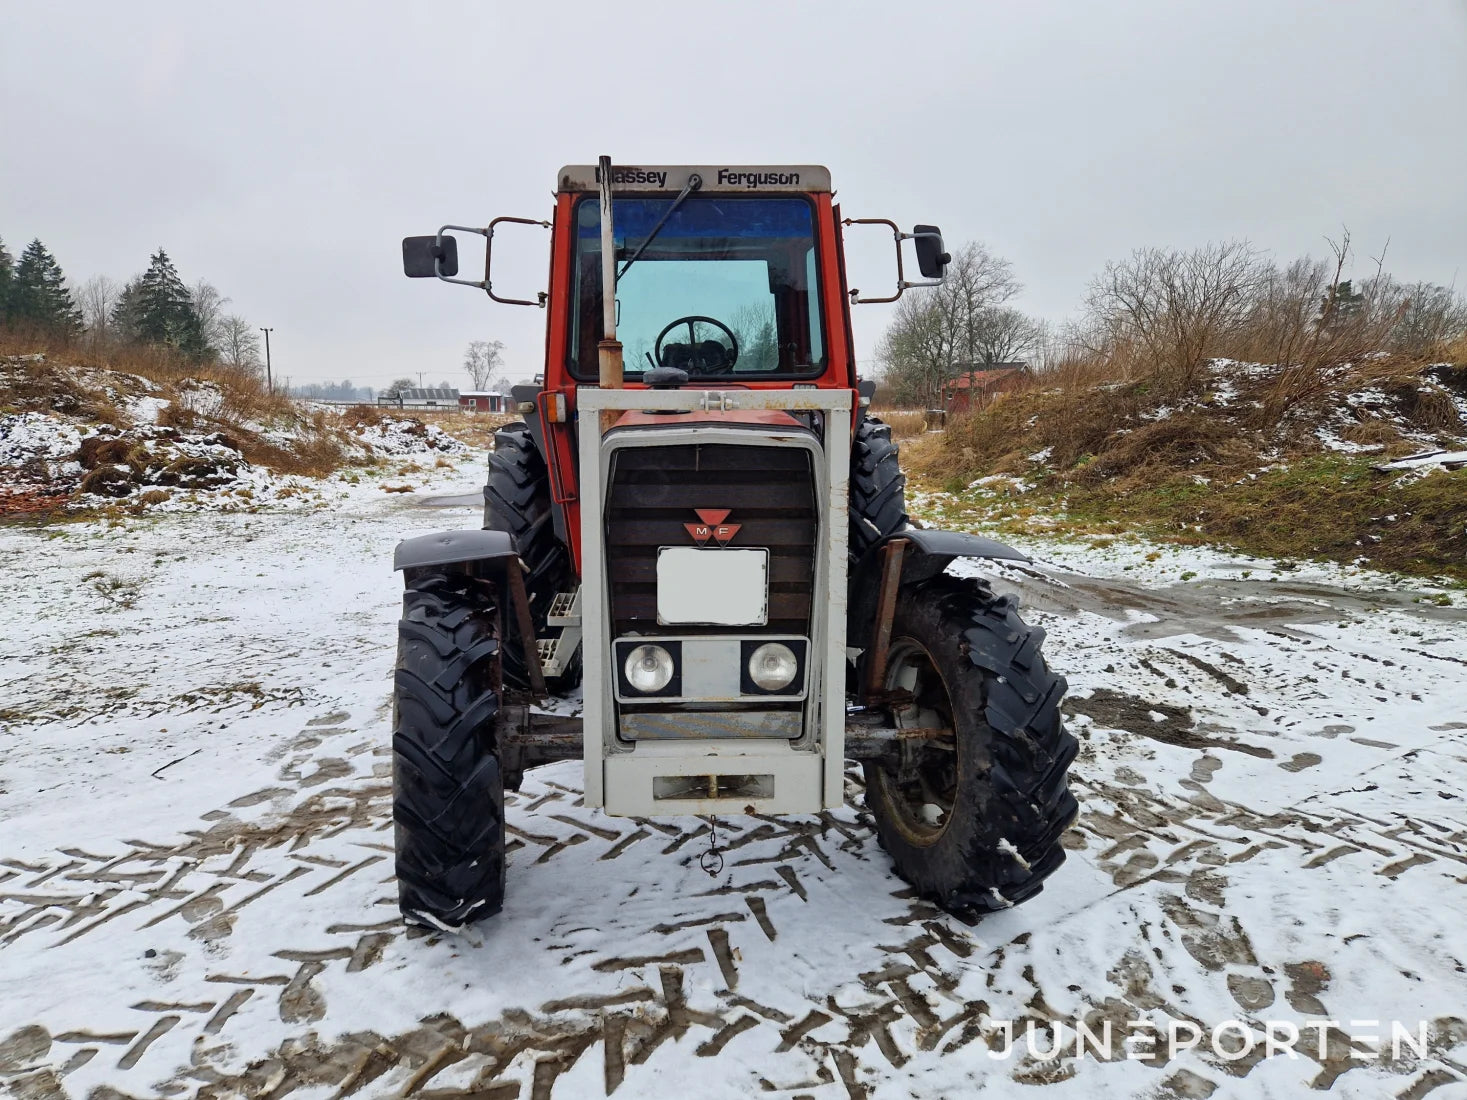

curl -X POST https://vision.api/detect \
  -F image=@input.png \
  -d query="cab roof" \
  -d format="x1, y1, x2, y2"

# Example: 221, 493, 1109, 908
556, 164, 831, 194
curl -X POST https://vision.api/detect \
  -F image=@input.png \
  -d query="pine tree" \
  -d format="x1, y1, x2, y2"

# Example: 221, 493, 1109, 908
10, 239, 83, 337
1317, 279, 1365, 332
0, 236, 13, 325
110, 277, 145, 342
113, 248, 208, 357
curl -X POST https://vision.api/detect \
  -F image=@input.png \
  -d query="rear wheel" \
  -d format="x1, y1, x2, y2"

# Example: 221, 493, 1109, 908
849, 415, 908, 566
392, 570, 506, 928
483, 423, 579, 691
864, 576, 1077, 913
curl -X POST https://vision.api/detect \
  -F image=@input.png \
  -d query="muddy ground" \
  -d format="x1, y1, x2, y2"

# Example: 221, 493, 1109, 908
2, 460, 1465, 1099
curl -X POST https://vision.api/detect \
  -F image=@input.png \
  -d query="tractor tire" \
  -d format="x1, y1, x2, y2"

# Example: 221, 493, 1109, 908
483, 423, 579, 691
392, 570, 506, 929
864, 575, 1077, 913
849, 415, 908, 565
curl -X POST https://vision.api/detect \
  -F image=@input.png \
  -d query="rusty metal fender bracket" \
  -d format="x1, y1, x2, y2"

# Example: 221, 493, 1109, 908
862, 537, 908, 698
502, 558, 548, 696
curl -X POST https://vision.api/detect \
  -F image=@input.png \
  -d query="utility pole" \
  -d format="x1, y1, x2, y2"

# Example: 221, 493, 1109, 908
260, 327, 274, 393
417, 371, 425, 387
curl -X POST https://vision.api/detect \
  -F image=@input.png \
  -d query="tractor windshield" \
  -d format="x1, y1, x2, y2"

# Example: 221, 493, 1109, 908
570, 196, 826, 379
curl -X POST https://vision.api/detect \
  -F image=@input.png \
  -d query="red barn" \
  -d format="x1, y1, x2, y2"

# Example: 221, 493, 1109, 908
944, 364, 1026, 414
459, 391, 508, 413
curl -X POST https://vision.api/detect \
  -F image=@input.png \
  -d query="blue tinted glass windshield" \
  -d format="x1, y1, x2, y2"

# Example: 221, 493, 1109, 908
571, 196, 825, 379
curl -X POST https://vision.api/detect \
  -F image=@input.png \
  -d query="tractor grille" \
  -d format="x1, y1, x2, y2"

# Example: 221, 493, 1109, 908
604, 443, 818, 637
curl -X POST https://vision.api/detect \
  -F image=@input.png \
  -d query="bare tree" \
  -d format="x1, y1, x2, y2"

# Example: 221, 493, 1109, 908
973, 307, 1042, 367
218, 314, 262, 372
1389, 281, 1467, 356
877, 292, 953, 408
464, 340, 506, 390
728, 304, 779, 371
1085, 240, 1266, 394
877, 242, 1024, 408
383, 377, 415, 400
1233, 256, 1334, 366
191, 279, 231, 357
76, 275, 120, 347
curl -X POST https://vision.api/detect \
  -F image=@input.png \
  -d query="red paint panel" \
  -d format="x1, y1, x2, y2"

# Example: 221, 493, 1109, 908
537, 188, 865, 579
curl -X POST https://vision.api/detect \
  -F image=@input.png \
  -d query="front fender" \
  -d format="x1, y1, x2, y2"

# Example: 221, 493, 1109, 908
878, 527, 1029, 567
393, 528, 518, 573
847, 526, 1029, 653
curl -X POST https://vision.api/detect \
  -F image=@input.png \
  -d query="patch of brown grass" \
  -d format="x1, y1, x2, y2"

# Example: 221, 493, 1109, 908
422, 411, 513, 449
230, 424, 351, 479
1380, 378, 1462, 433
1339, 420, 1403, 447
870, 408, 926, 441
0, 351, 128, 424
908, 378, 1153, 483
1072, 413, 1256, 491
343, 403, 385, 427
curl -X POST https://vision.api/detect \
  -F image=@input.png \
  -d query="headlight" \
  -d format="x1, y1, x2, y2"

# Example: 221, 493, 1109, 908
747, 642, 798, 691
624, 644, 675, 693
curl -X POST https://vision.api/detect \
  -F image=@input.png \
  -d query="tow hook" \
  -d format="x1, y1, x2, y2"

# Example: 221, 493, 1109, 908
700, 816, 725, 877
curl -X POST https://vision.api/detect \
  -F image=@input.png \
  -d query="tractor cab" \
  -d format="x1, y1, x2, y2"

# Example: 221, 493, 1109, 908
391, 160, 1075, 932
563, 171, 828, 381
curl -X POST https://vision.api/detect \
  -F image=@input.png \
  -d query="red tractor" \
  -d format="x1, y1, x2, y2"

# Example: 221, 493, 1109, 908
394, 160, 1076, 929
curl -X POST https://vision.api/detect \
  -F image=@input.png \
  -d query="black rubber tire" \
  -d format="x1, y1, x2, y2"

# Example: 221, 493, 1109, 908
849, 415, 909, 566
392, 570, 506, 929
864, 575, 1078, 913
483, 423, 579, 691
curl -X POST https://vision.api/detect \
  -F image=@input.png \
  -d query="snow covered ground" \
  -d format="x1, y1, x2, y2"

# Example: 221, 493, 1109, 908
3, 457, 1467, 1099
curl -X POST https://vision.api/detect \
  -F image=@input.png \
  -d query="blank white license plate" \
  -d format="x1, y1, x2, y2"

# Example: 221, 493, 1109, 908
656, 547, 769, 626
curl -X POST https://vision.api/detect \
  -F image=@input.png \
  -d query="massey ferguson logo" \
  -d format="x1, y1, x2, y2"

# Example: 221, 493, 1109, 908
685, 508, 741, 546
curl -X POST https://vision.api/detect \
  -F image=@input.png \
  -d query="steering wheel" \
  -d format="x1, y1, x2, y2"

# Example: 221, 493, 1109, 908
653, 315, 740, 374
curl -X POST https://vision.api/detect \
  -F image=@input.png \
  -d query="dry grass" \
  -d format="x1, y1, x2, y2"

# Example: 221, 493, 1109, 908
1, 351, 128, 425
237, 430, 350, 479
417, 410, 515, 449
2, 331, 299, 422
869, 408, 926, 441
898, 334, 1467, 580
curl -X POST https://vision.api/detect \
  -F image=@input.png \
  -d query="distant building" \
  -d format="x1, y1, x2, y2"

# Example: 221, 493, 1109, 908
944, 363, 1026, 415
378, 387, 459, 408
459, 391, 508, 413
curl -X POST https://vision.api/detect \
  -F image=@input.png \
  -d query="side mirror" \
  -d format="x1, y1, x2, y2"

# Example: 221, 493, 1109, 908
402, 235, 458, 278
913, 225, 949, 279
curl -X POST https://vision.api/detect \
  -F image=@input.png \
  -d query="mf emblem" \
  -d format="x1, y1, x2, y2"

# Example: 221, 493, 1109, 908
685, 508, 741, 546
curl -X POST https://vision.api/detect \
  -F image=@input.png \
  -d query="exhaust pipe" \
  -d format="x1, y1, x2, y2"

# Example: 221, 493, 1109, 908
596, 154, 624, 431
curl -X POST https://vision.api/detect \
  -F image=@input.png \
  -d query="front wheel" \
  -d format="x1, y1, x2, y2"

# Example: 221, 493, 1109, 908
392, 570, 506, 929
864, 576, 1077, 913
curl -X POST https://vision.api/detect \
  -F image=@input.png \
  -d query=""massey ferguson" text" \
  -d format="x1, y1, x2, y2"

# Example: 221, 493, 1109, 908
717, 169, 801, 189
592, 167, 669, 187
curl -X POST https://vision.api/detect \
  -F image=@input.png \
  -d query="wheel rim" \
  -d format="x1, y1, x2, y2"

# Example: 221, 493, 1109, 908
875, 637, 959, 847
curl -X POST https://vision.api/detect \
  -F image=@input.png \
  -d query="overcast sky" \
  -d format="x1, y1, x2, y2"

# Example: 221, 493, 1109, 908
4, 1, 1464, 389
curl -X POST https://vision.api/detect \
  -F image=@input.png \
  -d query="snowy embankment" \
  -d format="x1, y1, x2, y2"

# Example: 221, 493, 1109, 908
2, 461, 1467, 1099
0, 353, 467, 516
